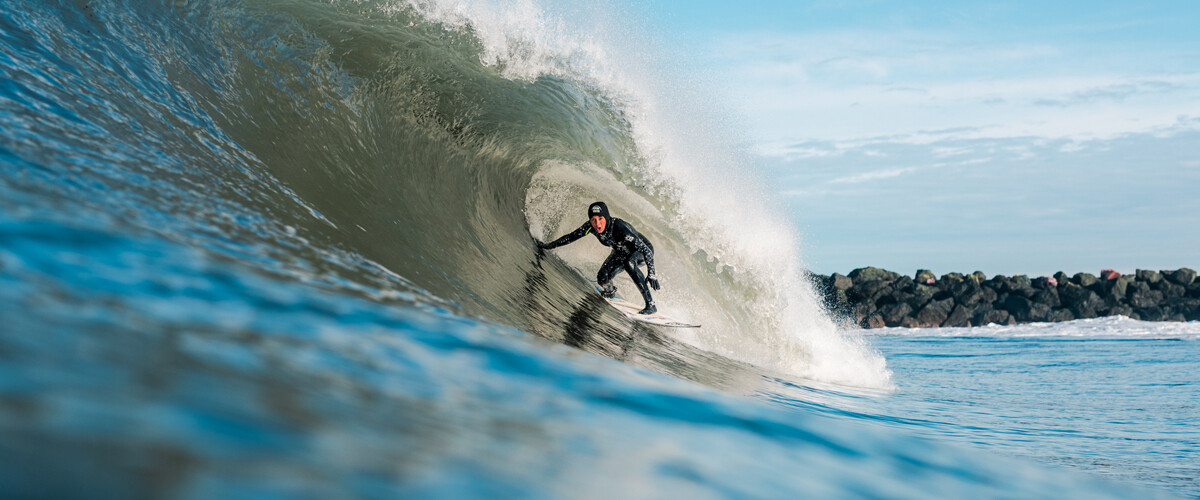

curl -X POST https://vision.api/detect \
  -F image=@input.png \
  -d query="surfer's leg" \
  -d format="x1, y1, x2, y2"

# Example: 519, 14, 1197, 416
624, 255, 655, 314
596, 251, 623, 297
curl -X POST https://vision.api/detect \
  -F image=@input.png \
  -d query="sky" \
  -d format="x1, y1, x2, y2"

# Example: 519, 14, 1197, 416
643, 1, 1200, 277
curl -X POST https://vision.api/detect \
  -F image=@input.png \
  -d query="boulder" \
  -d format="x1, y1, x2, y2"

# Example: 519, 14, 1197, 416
1108, 304, 1134, 318
1053, 271, 1071, 285
970, 271, 988, 284
1167, 298, 1200, 321
1163, 283, 1186, 300
1005, 295, 1050, 322
1069, 291, 1104, 319
1135, 269, 1163, 284
1165, 268, 1197, 286
830, 273, 854, 291
863, 314, 887, 329
1072, 272, 1098, 288
1107, 275, 1134, 300
916, 297, 955, 327
849, 267, 900, 283
1033, 276, 1057, 289
1129, 289, 1164, 309
1011, 275, 1032, 289
974, 309, 1015, 326
914, 269, 937, 284
1190, 282, 1200, 299
1134, 306, 1167, 322
880, 302, 913, 326
1046, 308, 1075, 322
853, 302, 876, 323
1100, 269, 1122, 280
1126, 280, 1151, 299
943, 304, 974, 327
940, 272, 965, 286
907, 284, 937, 310
1032, 288, 1061, 308
848, 279, 889, 302
1059, 283, 1089, 308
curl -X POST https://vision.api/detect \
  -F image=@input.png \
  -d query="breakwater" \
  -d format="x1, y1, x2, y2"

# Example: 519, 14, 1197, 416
812, 267, 1200, 328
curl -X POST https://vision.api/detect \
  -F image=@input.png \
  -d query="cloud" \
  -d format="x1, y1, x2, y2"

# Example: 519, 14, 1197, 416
708, 29, 1200, 145
1033, 80, 1183, 107
828, 167, 917, 184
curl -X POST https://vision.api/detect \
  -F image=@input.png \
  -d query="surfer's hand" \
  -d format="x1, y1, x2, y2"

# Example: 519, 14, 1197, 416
647, 274, 660, 290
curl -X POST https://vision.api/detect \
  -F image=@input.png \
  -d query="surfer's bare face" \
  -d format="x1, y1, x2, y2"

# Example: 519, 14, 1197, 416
589, 215, 607, 234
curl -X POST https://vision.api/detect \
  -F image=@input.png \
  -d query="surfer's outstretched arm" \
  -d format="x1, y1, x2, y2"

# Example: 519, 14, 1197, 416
538, 222, 591, 250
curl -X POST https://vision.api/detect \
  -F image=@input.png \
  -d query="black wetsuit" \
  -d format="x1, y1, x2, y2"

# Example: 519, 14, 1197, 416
542, 217, 657, 309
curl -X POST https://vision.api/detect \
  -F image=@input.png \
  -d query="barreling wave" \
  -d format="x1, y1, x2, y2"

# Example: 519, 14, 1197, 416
2, 0, 889, 387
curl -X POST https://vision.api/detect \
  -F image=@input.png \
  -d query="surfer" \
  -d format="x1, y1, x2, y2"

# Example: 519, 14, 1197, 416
536, 201, 661, 314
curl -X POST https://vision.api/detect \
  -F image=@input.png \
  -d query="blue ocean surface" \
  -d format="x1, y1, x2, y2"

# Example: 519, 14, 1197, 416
2, 1, 1198, 498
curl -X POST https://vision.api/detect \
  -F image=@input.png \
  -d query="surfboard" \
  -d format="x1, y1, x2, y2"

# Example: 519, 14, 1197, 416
595, 286, 701, 328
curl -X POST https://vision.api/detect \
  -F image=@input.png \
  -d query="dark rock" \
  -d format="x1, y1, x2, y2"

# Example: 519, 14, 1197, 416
954, 287, 988, 308
1129, 289, 1164, 309
899, 316, 923, 328
853, 302, 876, 323
1167, 298, 1200, 321
944, 304, 974, 327
969, 271, 988, 284
1134, 306, 1167, 322
1011, 275, 1032, 289
874, 289, 901, 307
849, 267, 900, 283
939, 273, 965, 287
1059, 283, 1090, 308
914, 269, 937, 284
1005, 295, 1051, 322
1189, 282, 1200, 298
916, 297, 955, 327
879, 302, 913, 326
1072, 272, 1098, 288
1070, 291, 1104, 319
1135, 269, 1163, 284
1014, 286, 1037, 299
979, 287, 998, 305
1109, 304, 1134, 318
1106, 275, 1134, 300
1163, 283, 1186, 300
830, 273, 853, 291
1033, 276, 1057, 289
1053, 271, 1070, 285
974, 309, 1015, 326
1126, 280, 1151, 299
848, 279, 889, 302
907, 284, 936, 310
1032, 288, 1061, 308
1165, 268, 1197, 286
863, 314, 887, 329
1046, 308, 1075, 322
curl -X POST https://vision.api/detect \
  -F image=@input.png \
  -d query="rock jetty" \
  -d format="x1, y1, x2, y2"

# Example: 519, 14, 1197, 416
811, 267, 1200, 328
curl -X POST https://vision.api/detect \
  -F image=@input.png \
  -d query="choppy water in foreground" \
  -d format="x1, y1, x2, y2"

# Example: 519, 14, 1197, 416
3, 0, 1198, 498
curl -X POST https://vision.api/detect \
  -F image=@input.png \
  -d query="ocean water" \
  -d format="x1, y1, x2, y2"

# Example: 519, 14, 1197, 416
2, 0, 1197, 498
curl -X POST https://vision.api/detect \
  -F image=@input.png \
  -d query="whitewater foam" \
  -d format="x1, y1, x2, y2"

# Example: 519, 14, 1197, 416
868, 315, 1200, 339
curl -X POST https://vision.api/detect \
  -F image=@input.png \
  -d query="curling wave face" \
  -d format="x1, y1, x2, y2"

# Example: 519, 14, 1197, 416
5, 0, 888, 386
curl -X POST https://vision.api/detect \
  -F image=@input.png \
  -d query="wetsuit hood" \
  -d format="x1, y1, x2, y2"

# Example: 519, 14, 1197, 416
587, 201, 610, 225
